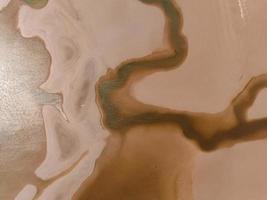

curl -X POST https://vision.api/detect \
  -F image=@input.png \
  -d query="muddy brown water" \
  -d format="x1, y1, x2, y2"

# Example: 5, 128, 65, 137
73, 0, 267, 199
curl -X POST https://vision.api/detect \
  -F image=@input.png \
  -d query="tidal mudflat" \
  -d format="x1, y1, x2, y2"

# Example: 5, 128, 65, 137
1, 0, 267, 199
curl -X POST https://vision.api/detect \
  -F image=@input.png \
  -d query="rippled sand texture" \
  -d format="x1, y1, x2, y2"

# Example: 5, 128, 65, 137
2, 0, 267, 199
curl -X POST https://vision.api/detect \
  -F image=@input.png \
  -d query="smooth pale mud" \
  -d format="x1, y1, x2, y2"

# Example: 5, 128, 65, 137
134, 0, 267, 113
194, 140, 267, 200
79, 0, 267, 200
2, 0, 267, 200
95, 0, 267, 150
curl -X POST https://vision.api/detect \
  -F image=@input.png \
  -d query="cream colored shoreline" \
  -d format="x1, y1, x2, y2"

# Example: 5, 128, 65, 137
15, 185, 37, 200
15, 0, 165, 199
0, 0, 11, 11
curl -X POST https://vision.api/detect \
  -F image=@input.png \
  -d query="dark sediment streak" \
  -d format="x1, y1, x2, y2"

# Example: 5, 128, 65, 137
76, 0, 267, 199
96, 0, 267, 150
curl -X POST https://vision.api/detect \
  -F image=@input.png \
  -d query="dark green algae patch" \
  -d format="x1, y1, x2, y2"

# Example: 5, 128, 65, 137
23, 0, 48, 9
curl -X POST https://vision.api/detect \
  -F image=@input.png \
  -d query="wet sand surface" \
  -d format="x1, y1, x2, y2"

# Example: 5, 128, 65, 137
0, 0, 59, 199
1, 0, 267, 199
74, 124, 197, 200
